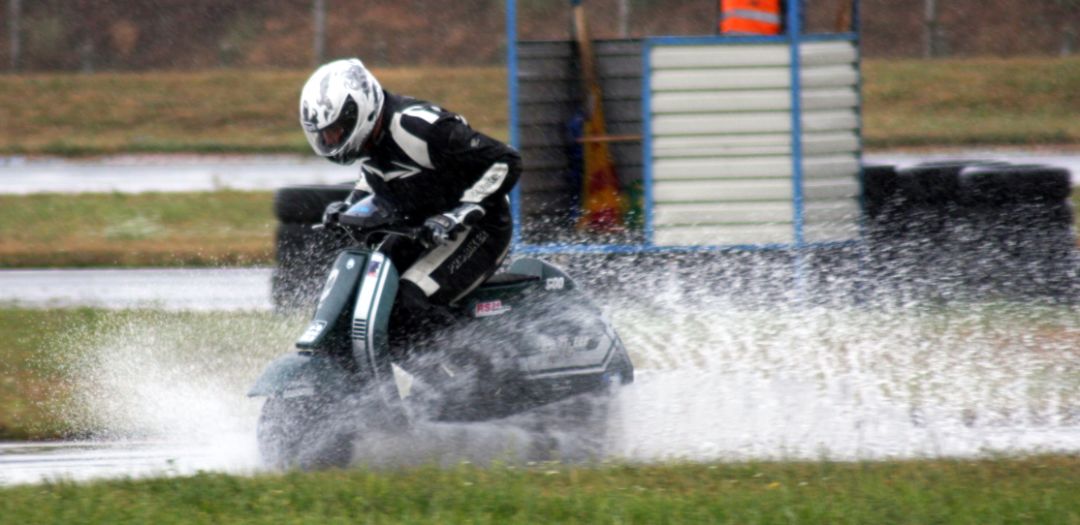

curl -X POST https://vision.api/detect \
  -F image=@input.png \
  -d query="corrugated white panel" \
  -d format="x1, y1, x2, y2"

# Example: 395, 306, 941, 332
803, 154, 860, 178
654, 178, 792, 202
653, 112, 789, 135
800, 41, 858, 66
651, 87, 857, 113
804, 177, 860, 199
652, 90, 788, 113
804, 199, 861, 222
651, 199, 859, 228
655, 156, 790, 179
652, 44, 789, 68
655, 224, 794, 245
654, 154, 859, 180
804, 132, 860, 155
651, 67, 789, 91
802, 88, 859, 111
800, 66, 860, 88
646, 40, 861, 246
803, 110, 860, 132
653, 110, 857, 136
654, 201, 793, 225
654, 133, 791, 157
650, 41, 857, 69
651, 65, 857, 92
653, 132, 859, 158
804, 222, 861, 243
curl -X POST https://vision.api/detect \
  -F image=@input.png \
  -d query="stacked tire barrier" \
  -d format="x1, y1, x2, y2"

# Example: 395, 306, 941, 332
270, 161, 1077, 310
862, 160, 1077, 301
271, 184, 354, 310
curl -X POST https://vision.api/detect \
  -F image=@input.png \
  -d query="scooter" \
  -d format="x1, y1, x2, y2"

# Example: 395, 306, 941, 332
248, 195, 634, 469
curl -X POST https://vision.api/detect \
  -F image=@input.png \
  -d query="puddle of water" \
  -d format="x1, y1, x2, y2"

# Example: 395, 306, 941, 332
4, 264, 1078, 486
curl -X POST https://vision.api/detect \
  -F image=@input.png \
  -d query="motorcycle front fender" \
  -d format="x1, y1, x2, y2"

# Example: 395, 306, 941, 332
247, 352, 351, 398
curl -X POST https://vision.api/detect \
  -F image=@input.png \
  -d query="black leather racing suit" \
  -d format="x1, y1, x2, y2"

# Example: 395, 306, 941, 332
342, 91, 522, 343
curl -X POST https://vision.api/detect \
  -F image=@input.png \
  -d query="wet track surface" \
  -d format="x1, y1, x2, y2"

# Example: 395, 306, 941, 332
2, 267, 1078, 486
0, 440, 259, 486
0, 268, 273, 310
0, 155, 355, 194
2, 152, 1079, 485
1, 151, 1079, 194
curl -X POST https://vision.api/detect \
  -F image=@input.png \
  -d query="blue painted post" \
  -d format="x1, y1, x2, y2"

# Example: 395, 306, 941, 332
786, 0, 809, 296
641, 40, 655, 247
787, 0, 805, 248
505, 0, 522, 246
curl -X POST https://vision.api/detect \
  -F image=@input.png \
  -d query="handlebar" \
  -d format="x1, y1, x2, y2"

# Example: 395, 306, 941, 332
313, 221, 423, 245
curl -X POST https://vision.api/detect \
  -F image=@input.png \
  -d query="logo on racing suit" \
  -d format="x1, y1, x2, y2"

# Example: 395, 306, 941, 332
474, 300, 511, 317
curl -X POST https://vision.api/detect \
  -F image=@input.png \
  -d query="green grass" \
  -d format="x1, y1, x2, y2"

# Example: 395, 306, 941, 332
862, 57, 1080, 148
0, 308, 99, 439
2, 58, 1080, 155
0, 191, 276, 267
0, 67, 508, 157
0, 457, 1077, 524
3, 190, 1078, 269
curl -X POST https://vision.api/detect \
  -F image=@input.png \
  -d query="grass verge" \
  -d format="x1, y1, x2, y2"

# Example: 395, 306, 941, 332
862, 57, 1080, 149
0, 67, 508, 156
0, 191, 276, 267
0, 457, 1077, 524
2, 190, 1078, 268
2, 58, 1079, 155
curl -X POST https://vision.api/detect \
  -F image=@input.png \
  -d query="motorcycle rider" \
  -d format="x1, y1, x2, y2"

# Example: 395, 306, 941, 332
299, 58, 521, 346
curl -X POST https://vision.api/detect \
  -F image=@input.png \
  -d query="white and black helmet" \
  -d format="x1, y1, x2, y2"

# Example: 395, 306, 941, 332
299, 58, 384, 164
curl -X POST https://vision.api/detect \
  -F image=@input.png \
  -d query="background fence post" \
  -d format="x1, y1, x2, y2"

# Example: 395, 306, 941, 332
313, 0, 327, 65
924, 0, 940, 58
8, 0, 21, 72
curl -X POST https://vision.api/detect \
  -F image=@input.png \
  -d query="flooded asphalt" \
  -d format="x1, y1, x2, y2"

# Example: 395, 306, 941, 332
0, 268, 273, 311
0, 151, 1079, 194
1, 152, 1078, 485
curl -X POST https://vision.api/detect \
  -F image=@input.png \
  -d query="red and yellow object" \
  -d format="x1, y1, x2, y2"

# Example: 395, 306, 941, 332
720, 0, 782, 35
572, 1, 627, 232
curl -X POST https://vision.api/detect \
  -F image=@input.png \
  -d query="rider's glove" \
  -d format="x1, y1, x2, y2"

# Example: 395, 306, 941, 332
423, 204, 485, 246
321, 201, 349, 227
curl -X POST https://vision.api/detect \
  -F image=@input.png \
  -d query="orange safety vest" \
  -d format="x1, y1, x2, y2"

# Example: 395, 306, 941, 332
720, 0, 782, 35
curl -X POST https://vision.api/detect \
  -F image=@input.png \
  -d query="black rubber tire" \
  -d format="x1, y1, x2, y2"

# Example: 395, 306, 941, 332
860, 163, 898, 221
257, 396, 355, 470
958, 164, 1072, 205
896, 159, 1009, 206
273, 184, 354, 224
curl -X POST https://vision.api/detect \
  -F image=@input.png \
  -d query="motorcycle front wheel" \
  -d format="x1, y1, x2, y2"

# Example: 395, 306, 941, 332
256, 395, 355, 470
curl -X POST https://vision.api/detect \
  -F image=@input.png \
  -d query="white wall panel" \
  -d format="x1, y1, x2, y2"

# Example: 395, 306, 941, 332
648, 40, 861, 246
654, 179, 792, 202
655, 224, 794, 245
650, 41, 856, 69
653, 201, 794, 224
654, 154, 859, 180
653, 132, 858, 158
651, 87, 857, 114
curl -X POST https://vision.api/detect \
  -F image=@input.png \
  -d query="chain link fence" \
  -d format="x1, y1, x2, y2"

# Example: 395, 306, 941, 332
2, 0, 1079, 72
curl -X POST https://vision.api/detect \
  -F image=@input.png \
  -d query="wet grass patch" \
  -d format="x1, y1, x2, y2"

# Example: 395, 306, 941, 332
0, 308, 301, 440
0, 191, 276, 267
0, 456, 1077, 524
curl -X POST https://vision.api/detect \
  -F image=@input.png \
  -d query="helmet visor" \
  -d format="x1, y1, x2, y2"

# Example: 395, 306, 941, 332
310, 96, 360, 156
